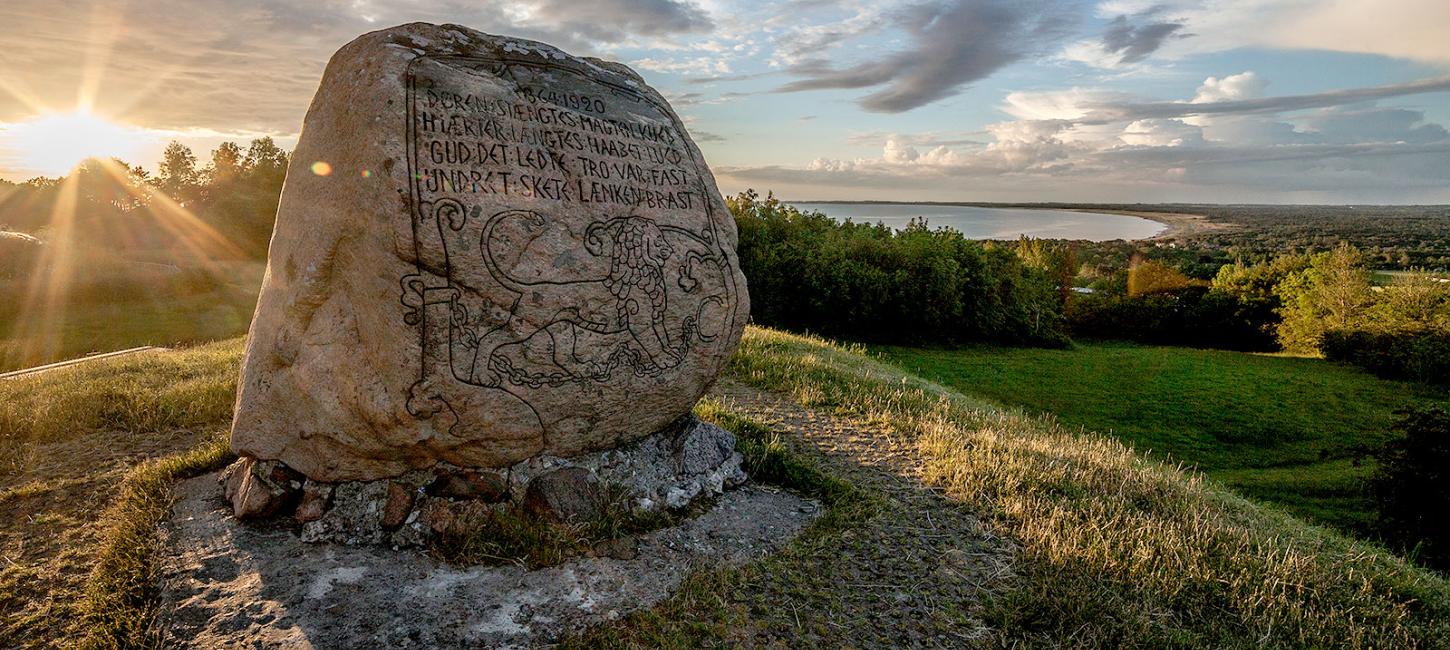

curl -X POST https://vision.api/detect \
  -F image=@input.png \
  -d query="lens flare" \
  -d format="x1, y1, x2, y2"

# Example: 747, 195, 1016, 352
311, 161, 332, 176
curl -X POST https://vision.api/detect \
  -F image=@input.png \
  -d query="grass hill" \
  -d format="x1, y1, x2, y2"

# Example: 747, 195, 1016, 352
3, 327, 1449, 647
0, 258, 261, 373
877, 343, 1449, 534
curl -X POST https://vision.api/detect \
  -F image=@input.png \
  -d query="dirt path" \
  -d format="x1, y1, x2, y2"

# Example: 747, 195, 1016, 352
707, 379, 1015, 647
0, 425, 210, 648
2, 373, 1012, 648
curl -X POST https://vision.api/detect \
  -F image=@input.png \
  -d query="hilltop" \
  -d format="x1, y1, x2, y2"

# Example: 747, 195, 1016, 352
3, 327, 1448, 647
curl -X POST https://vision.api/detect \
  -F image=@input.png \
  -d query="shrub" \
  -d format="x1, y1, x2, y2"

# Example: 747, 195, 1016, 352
1322, 328, 1450, 384
1127, 259, 1195, 296
1066, 286, 1279, 351
1370, 405, 1450, 570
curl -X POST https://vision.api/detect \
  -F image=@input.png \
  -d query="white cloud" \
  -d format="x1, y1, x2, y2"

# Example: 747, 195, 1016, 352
1120, 119, 1204, 146
719, 67, 1450, 201
882, 137, 919, 163
633, 57, 732, 76
1002, 88, 1132, 121
985, 119, 1073, 143
1192, 71, 1268, 103
1059, 40, 1132, 69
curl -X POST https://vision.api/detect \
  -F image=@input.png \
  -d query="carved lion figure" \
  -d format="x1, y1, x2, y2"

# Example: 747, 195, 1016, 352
465, 209, 683, 386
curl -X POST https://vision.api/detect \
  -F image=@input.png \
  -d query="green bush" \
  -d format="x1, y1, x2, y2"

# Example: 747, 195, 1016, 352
1370, 405, 1450, 570
0, 231, 42, 279
1322, 328, 1450, 384
1066, 287, 1279, 351
730, 191, 1067, 346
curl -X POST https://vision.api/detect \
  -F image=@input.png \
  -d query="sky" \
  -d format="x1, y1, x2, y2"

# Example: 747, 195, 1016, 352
1, 0, 1449, 203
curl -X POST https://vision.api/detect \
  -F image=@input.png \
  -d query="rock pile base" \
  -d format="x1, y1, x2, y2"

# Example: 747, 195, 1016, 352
222, 415, 747, 547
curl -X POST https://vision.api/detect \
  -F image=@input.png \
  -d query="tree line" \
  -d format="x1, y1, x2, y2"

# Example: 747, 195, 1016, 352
1066, 241, 1450, 382
730, 191, 1068, 347
0, 138, 288, 262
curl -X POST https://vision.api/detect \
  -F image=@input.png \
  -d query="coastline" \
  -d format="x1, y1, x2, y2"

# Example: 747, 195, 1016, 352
1064, 208, 1232, 241
788, 201, 1231, 242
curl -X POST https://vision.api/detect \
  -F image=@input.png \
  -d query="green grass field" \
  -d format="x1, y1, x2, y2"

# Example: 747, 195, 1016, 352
0, 260, 262, 373
876, 342, 1450, 533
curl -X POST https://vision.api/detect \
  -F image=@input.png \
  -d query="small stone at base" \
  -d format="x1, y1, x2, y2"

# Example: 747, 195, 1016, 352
223, 458, 302, 519
380, 482, 415, 530
524, 467, 604, 524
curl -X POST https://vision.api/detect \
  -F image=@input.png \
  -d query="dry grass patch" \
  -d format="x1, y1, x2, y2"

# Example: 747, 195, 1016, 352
0, 339, 241, 459
0, 339, 243, 648
564, 399, 873, 648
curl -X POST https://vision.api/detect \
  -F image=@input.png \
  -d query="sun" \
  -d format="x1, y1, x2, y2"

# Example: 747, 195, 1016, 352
7, 109, 148, 176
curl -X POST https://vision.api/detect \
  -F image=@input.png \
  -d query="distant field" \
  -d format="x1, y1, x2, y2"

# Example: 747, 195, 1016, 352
1373, 269, 1450, 285
876, 342, 1450, 533
0, 260, 263, 373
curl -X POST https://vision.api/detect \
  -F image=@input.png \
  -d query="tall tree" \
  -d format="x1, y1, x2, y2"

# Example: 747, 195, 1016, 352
206, 141, 245, 189
154, 141, 201, 204
243, 137, 289, 183
1276, 243, 1375, 352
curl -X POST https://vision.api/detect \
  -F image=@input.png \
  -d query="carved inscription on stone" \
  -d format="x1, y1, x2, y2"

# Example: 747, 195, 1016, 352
399, 52, 742, 445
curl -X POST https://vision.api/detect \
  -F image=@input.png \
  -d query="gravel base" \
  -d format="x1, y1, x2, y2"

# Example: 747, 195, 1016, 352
159, 474, 818, 648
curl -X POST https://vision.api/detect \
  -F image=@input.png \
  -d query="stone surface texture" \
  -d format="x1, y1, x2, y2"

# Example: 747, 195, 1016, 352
230, 22, 748, 482
292, 414, 746, 547
160, 473, 818, 648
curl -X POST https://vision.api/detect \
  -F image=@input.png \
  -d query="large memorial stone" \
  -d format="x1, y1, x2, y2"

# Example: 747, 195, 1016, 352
231, 23, 748, 483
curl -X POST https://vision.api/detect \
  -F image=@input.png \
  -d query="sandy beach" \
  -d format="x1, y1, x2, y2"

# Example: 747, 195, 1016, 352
1071, 209, 1238, 240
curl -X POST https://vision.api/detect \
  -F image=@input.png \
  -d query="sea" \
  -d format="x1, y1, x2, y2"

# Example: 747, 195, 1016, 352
788, 203, 1167, 241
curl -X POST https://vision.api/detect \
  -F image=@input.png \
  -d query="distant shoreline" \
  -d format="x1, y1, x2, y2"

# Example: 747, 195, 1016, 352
1064, 209, 1230, 241
785, 200, 1216, 241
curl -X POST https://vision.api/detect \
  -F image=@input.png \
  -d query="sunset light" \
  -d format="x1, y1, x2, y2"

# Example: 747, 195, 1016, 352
7, 109, 147, 176
4, 4, 1450, 646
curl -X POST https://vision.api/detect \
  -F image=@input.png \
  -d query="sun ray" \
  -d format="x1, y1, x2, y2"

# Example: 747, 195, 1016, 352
6, 153, 254, 369
0, 75, 51, 118
95, 158, 249, 264
0, 2, 127, 128
13, 173, 81, 366
71, 3, 212, 134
